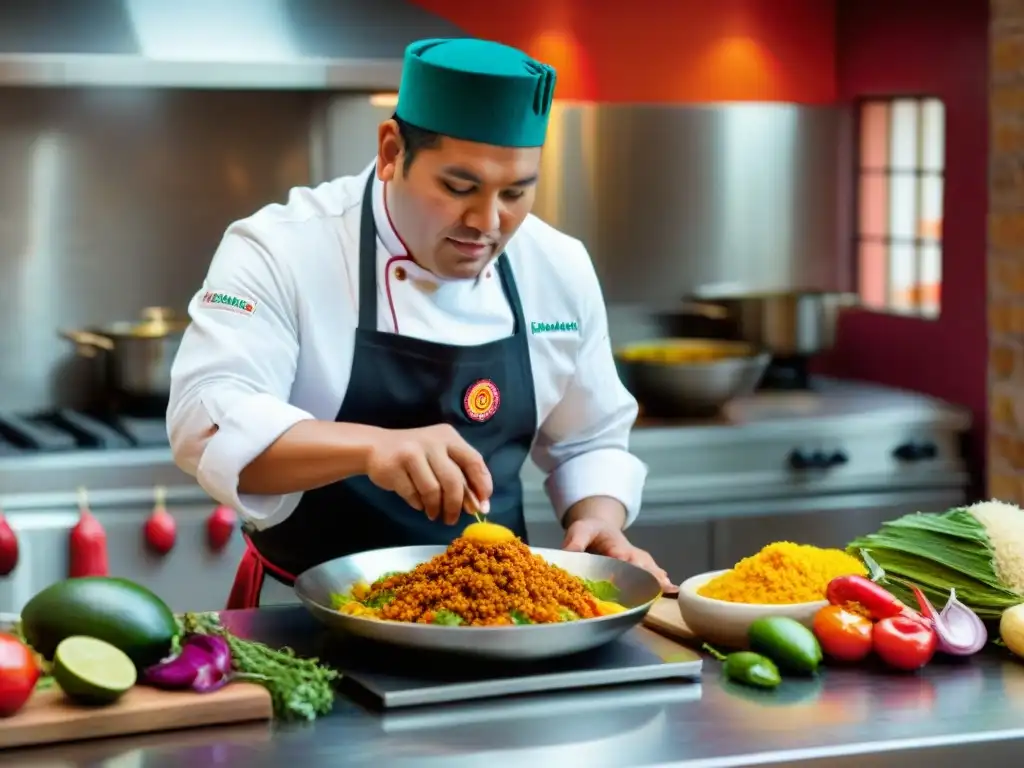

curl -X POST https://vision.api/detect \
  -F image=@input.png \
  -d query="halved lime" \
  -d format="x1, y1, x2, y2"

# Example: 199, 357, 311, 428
52, 635, 137, 705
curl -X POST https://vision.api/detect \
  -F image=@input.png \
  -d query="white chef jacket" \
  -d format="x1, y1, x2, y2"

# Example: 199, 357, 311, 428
167, 161, 647, 531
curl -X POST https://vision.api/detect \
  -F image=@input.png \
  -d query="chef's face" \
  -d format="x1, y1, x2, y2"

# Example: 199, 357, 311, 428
377, 119, 541, 280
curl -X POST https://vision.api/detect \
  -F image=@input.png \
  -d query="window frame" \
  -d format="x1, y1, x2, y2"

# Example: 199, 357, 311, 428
851, 94, 945, 320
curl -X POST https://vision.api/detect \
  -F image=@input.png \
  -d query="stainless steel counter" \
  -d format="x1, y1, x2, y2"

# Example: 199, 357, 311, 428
7, 606, 1024, 767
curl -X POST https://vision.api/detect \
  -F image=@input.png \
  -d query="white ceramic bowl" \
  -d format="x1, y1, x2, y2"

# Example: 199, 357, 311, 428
677, 569, 828, 649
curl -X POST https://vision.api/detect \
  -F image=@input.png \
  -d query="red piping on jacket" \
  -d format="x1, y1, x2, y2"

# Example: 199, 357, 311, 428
381, 180, 414, 334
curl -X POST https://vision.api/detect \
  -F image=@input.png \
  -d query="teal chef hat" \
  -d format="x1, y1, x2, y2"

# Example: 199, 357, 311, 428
396, 38, 557, 148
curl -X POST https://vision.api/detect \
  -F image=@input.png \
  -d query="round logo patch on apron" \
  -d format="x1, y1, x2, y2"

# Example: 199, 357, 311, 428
464, 379, 500, 422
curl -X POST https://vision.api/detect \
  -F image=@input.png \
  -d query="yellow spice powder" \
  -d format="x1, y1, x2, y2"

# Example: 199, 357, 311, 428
697, 541, 867, 605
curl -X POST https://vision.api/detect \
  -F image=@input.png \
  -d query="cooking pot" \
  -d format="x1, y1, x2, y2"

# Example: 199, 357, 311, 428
681, 291, 859, 357
59, 307, 190, 399
615, 338, 770, 418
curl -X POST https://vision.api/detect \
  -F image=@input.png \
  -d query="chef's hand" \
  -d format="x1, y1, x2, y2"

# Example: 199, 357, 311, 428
563, 517, 677, 596
365, 424, 492, 525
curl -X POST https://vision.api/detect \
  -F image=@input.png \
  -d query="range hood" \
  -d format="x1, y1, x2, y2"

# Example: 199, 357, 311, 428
0, 0, 467, 90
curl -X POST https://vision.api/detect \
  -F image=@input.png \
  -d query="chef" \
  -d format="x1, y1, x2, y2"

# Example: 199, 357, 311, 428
167, 36, 675, 609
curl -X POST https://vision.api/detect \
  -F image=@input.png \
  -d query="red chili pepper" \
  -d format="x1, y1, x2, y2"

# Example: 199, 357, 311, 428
206, 505, 237, 552
143, 486, 176, 555
0, 511, 18, 577
69, 487, 109, 578
873, 615, 937, 671
826, 575, 915, 620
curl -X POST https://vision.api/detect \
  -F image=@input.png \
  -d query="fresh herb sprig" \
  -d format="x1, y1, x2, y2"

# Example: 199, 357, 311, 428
182, 612, 339, 721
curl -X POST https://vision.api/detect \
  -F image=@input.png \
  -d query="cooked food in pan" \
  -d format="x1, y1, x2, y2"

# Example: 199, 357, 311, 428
330, 522, 629, 626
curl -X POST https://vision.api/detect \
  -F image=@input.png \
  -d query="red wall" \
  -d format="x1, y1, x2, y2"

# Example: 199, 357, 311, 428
411, 0, 837, 103
819, 0, 990, 484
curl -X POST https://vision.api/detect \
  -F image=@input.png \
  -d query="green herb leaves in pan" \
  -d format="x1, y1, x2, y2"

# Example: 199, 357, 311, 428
330, 593, 354, 610
581, 579, 621, 602
431, 610, 463, 626
362, 590, 395, 609
847, 501, 1024, 621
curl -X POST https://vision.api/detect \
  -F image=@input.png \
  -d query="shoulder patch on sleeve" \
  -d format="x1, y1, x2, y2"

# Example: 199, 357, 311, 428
199, 290, 258, 316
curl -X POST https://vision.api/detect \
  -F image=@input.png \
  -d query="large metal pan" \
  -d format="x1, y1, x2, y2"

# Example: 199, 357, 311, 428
294, 545, 662, 661
615, 338, 770, 418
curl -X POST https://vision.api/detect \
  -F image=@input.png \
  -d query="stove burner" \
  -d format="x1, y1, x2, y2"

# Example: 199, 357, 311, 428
757, 356, 814, 392
0, 436, 24, 456
0, 409, 168, 453
51, 410, 134, 450
116, 416, 171, 447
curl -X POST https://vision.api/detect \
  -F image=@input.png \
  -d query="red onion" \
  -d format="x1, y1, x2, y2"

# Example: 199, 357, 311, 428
186, 634, 232, 677
909, 585, 987, 656
142, 634, 233, 693
144, 644, 215, 689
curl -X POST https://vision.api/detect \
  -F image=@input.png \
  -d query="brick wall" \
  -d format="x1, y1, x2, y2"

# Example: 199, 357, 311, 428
990, 0, 1024, 501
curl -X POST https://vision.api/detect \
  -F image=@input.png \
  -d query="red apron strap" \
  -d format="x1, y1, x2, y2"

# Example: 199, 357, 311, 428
225, 533, 299, 610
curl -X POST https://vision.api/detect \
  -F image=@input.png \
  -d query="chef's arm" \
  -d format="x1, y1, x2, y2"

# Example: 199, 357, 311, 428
529, 244, 647, 530
562, 497, 628, 530
236, 421, 379, 494
168, 226, 374, 529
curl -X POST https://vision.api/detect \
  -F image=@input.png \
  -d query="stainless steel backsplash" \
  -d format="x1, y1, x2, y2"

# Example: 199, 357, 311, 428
531, 102, 844, 307
0, 90, 844, 412
0, 88, 314, 411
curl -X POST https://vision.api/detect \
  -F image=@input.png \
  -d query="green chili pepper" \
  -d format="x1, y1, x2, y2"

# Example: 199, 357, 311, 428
703, 643, 781, 689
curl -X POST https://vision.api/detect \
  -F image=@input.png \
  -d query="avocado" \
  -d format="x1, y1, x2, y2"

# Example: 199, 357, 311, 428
747, 616, 823, 675
21, 577, 178, 669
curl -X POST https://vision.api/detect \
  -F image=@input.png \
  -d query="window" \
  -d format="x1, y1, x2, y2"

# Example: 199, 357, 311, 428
855, 97, 945, 318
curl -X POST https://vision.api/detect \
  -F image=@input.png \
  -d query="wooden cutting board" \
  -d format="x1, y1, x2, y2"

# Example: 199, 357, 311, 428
642, 597, 698, 645
0, 682, 273, 750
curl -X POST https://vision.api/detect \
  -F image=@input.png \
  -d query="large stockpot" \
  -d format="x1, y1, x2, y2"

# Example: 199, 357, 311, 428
683, 291, 859, 357
59, 307, 190, 399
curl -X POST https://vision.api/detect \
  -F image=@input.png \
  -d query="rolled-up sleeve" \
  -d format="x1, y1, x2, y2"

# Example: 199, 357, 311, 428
529, 245, 647, 528
167, 224, 312, 529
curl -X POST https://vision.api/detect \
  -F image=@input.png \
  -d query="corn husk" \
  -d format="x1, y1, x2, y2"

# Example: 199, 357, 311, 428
847, 506, 1024, 621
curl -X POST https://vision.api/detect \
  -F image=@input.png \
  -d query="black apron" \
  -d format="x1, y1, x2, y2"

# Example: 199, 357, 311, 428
230, 171, 537, 605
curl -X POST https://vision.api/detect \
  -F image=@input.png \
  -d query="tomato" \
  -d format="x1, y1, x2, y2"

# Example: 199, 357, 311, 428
812, 605, 874, 662
0, 632, 39, 717
873, 615, 937, 671
0, 633, 39, 717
